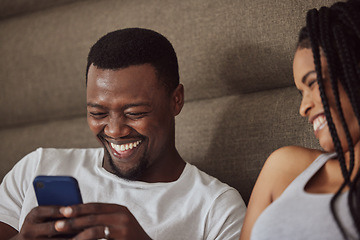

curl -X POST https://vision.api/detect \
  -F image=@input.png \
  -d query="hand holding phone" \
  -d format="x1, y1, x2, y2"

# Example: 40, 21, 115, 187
25, 176, 84, 238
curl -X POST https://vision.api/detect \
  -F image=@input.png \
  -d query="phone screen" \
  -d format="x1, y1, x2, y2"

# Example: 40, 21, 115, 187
33, 175, 83, 206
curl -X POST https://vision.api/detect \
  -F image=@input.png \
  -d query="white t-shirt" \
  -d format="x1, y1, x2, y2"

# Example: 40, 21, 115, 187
0, 148, 246, 240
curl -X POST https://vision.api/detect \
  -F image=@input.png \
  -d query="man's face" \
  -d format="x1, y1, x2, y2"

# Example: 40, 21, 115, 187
86, 64, 182, 181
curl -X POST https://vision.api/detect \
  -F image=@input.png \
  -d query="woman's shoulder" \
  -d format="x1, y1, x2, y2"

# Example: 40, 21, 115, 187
266, 146, 323, 170
261, 146, 323, 200
239, 146, 324, 239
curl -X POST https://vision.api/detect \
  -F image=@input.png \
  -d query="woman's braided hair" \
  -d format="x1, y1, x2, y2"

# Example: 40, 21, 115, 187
298, 0, 360, 238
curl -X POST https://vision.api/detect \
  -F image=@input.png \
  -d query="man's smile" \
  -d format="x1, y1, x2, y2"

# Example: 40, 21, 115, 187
110, 140, 142, 153
108, 140, 143, 159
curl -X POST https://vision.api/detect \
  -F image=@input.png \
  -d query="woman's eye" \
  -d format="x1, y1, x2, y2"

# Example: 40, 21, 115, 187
308, 80, 317, 87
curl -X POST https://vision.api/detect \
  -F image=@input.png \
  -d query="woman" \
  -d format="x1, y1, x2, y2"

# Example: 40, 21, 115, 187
240, 0, 360, 239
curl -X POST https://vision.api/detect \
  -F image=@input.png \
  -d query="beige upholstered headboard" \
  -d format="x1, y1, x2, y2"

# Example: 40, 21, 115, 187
1, 0, 336, 204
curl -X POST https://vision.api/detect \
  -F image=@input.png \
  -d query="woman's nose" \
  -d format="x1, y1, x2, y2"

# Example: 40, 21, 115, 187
299, 92, 314, 117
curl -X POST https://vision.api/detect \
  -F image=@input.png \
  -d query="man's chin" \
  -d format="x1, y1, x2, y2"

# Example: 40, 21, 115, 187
109, 158, 148, 181
100, 137, 149, 180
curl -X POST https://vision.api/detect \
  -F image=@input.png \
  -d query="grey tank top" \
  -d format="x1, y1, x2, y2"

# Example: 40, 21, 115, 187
251, 153, 357, 240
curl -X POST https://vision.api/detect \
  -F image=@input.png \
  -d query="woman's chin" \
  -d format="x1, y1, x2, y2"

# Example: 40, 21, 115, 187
319, 139, 335, 153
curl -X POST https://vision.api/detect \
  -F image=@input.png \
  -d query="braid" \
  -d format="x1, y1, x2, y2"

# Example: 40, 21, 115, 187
332, 1, 360, 40
304, 0, 360, 238
319, 7, 354, 181
319, 9, 355, 239
331, 24, 360, 237
307, 9, 349, 239
332, 25, 356, 171
333, 22, 360, 124
330, 2, 360, 234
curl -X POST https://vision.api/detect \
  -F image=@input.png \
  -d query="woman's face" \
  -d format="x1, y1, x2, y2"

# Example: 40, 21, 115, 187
293, 48, 359, 153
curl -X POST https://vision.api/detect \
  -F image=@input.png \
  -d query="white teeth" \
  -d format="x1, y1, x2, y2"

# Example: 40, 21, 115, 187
120, 145, 125, 151
313, 115, 327, 131
110, 140, 142, 152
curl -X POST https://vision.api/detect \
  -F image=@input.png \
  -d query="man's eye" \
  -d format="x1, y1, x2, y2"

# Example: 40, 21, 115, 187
127, 112, 147, 119
89, 112, 107, 118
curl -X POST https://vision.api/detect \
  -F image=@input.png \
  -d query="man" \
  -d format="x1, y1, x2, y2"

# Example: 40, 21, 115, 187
0, 28, 246, 239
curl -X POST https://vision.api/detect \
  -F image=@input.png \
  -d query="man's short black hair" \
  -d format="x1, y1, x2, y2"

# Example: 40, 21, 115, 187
86, 28, 179, 94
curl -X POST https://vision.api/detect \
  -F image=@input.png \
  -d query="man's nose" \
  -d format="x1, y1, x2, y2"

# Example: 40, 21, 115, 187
104, 116, 131, 138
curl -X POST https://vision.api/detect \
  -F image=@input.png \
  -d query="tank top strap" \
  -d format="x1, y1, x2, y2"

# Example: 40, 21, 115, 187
285, 152, 337, 193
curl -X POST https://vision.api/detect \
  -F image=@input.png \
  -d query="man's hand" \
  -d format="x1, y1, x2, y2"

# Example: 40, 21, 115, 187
16, 205, 79, 239
54, 203, 152, 240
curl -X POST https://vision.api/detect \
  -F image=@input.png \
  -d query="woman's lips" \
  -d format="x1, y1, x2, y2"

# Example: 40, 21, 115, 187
313, 114, 328, 132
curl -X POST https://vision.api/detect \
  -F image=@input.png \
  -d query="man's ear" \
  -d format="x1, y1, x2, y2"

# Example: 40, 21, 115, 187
172, 84, 184, 116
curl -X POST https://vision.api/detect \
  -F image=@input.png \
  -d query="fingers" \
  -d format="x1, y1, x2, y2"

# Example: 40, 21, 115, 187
55, 212, 135, 239
19, 206, 64, 238
27, 205, 63, 223
55, 211, 130, 231
47, 203, 126, 237
73, 225, 112, 240
34, 238, 69, 240
60, 203, 128, 218
20, 221, 58, 238
72, 224, 143, 240
55, 203, 151, 239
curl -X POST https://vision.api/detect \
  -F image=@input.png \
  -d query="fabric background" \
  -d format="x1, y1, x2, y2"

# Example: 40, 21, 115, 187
0, 0, 338, 203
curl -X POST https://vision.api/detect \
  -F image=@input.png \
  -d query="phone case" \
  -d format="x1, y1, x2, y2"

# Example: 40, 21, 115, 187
33, 175, 83, 206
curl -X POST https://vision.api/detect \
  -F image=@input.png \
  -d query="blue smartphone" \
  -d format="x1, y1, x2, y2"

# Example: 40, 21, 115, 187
33, 175, 83, 206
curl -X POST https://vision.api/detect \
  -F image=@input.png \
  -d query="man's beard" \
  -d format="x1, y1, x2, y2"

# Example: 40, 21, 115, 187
104, 145, 149, 181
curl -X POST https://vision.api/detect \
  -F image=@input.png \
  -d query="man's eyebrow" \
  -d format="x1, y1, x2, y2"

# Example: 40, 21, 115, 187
302, 70, 316, 84
87, 103, 108, 110
87, 102, 150, 109
123, 103, 150, 109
